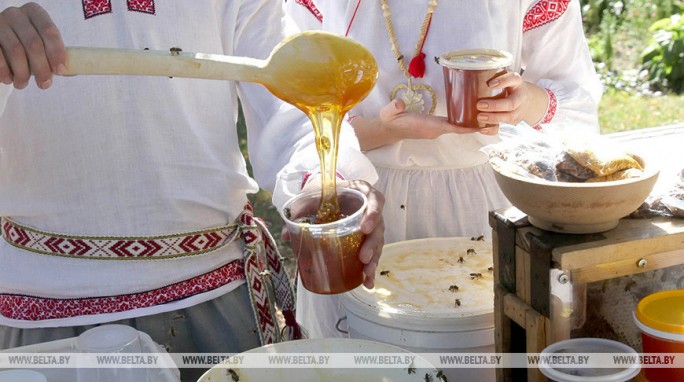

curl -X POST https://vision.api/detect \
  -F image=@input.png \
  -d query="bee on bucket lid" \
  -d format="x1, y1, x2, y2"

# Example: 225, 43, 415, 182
380, 270, 390, 277
470, 273, 482, 280
448, 285, 459, 292
170, 47, 183, 55
227, 368, 239, 382
466, 248, 476, 256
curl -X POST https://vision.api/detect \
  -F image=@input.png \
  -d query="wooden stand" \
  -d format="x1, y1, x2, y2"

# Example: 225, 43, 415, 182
490, 207, 684, 382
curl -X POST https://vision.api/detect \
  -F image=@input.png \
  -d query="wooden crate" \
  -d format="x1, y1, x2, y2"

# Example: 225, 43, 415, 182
490, 207, 684, 382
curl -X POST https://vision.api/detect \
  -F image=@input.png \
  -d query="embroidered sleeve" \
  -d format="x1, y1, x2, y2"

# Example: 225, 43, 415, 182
523, 0, 571, 33
520, 0, 602, 132
532, 88, 558, 130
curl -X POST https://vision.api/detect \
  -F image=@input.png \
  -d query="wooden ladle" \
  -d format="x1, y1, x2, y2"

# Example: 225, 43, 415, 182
64, 31, 378, 112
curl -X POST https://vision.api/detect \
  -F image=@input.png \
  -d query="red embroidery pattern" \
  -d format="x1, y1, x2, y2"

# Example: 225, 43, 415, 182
82, 0, 155, 19
1, 218, 238, 259
82, 0, 112, 19
240, 204, 300, 345
0, 260, 244, 321
523, 0, 570, 32
542, 88, 558, 123
240, 205, 277, 344
533, 88, 558, 130
295, 0, 323, 22
127, 0, 155, 15
0, 204, 300, 344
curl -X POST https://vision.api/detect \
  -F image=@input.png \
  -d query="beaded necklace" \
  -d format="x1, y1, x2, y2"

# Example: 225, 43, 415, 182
379, 0, 438, 114
346, 0, 438, 113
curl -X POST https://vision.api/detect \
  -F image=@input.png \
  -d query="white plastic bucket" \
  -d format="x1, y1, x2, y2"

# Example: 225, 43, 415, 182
197, 338, 440, 382
538, 338, 640, 382
341, 237, 496, 382
0, 370, 47, 382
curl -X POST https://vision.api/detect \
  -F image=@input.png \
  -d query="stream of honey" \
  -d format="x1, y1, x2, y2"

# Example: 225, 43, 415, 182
267, 33, 378, 222
265, 33, 378, 294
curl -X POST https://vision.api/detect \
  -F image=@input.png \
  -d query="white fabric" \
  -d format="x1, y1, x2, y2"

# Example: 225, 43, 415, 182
0, 0, 376, 328
286, 0, 603, 338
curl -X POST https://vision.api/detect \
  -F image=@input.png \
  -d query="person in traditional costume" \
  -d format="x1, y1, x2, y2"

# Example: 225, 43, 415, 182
286, 0, 602, 338
0, 2, 384, 380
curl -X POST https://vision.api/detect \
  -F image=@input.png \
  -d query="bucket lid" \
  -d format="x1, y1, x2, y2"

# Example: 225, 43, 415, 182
343, 237, 494, 330
635, 289, 684, 334
437, 49, 513, 70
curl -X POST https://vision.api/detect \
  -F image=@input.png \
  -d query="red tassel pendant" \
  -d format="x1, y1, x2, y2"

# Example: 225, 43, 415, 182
408, 52, 427, 78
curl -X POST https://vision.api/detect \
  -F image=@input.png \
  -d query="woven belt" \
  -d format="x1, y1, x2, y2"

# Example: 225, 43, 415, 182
0, 204, 302, 344
1, 217, 239, 259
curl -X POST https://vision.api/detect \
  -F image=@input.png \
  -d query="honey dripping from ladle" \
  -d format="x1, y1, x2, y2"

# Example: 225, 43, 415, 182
63, 31, 377, 222
265, 32, 378, 223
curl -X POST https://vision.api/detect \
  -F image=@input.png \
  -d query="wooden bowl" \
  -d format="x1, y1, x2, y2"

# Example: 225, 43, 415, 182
492, 155, 660, 234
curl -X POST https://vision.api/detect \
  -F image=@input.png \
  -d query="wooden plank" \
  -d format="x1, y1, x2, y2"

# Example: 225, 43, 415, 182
495, 286, 512, 353
491, 210, 521, 293
501, 291, 539, 382
553, 218, 684, 270
528, 233, 553, 318
503, 292, 528, 328
526, 308, 548, 382
526, 308, 547, 354
495, 286, 512, 382
572, 248, 684, 284
516, 247, 530, 304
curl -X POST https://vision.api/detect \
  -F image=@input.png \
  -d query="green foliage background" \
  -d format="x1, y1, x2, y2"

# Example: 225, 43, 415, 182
579, 0, 684, 132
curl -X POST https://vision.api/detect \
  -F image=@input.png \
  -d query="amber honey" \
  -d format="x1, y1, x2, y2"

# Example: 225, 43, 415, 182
271, 33, 377, 294
282, 188, 368, 294
292, 227, 365, 295
437, 49, 512, 128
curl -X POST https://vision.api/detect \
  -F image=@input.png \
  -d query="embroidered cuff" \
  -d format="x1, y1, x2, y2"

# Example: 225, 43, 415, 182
532, 88, 557, 130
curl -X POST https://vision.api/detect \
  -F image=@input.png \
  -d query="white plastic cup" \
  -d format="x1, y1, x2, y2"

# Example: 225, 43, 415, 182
76, 325, 146, 382
76, 324, 142, 353
0, 370, 48, 382
280, 187, 367, 294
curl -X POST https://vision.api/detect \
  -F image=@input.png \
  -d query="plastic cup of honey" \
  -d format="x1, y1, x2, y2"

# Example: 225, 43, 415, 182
437, 49, 513, 128
280, 187, 367, 295
634, 289, 684, 381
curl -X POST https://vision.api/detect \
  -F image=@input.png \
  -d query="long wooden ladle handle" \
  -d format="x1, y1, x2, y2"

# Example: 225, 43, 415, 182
64, 47, 265, 82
